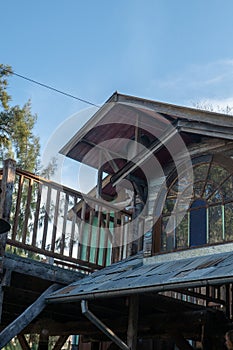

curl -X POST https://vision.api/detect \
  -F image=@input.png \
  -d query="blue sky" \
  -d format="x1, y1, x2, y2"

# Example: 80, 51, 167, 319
2, 0, 233, 188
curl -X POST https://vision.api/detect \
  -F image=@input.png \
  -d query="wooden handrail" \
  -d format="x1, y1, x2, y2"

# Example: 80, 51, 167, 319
0, 161, 134, 271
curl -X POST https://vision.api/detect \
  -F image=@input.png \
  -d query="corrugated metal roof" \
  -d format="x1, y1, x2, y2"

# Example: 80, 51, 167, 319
47, 250, 233, 303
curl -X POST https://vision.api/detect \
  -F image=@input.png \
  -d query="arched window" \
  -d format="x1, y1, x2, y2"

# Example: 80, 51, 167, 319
160, 155, 233, 252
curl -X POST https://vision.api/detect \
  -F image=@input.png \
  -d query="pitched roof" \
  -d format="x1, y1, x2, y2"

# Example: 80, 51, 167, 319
47, 245, 233, 303
60, 92, 233, 173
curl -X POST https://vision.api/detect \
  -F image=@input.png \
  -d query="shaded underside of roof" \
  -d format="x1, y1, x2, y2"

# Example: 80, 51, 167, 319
47, 249, 233, 303
60, 92, 233, 174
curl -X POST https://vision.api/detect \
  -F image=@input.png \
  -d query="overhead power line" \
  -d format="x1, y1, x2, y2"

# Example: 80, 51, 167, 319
1, 67, 100, 108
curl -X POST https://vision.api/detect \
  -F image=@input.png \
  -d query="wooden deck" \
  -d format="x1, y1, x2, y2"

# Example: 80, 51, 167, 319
0, 159, 137, 348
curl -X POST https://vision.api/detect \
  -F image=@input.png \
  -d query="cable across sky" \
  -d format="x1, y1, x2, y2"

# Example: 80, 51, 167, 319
0, 67, 100, 108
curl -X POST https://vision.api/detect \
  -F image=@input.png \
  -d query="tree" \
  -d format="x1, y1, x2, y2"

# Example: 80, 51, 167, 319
0, 64, 40, 172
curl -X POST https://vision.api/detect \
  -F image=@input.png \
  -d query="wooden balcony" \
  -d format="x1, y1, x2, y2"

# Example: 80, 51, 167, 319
0, 159, 135, 272
0, 159, 137, 347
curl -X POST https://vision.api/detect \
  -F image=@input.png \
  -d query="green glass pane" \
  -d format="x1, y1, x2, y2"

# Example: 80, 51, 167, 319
163, 198, 175, 214
208, 205, 223, 244
207, 189, 223, 203
193, 181, 205, 198
176, 213, 189, 249
193, 163, 209, 182
221, 176, 233, 201
203, 182, 216, 199
224, 203, 233, 241
207, 164, 229, 189
202, 164, 230, 199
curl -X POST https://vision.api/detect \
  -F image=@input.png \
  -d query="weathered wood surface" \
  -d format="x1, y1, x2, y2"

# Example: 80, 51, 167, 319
0, 159, 16, 222
17, 334, 31, 350
127, 295, 139, 350
4, 252, 84, 285
0, 284, 61, 348
53, 335, 69, 350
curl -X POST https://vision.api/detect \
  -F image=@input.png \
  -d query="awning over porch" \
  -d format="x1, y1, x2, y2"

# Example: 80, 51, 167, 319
47, 247, 233, 303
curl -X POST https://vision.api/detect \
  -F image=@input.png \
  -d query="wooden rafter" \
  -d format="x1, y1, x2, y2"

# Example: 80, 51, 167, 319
0, 284, 61, 349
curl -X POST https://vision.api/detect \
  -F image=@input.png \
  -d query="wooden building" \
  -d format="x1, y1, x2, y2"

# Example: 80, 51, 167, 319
1, 92, 233, 349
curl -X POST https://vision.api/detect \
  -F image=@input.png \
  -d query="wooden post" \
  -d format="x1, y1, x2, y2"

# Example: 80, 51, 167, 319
0, 159, 16, 323
17, 335, 31, 350
0, 158, 16, 222
0, 159, 16, 254
127, 295, 139, 350
38, 330, 49, 350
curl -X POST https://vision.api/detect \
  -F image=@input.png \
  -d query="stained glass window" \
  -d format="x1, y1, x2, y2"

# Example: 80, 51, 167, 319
161, 156, 233, 251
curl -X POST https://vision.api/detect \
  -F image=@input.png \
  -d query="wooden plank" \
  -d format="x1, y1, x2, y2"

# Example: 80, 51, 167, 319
12, 174, 24, 240
86, 208, 94, 262
53, 335, 69, 350
60, 193, 69, 255
127, 295, 139, 350
94, 209, 102, 265
32, 183, 42, 246
102, 212, 111, 266
6, 239, 99, 271
42, 185, 52, 250
22, 178, 33, 244
51, 189, 61, 252
4, 253, 84, 284
0, 158, 16, 222
69, 196, 77, 258
0, 284, 60, 349
17, 334, 31, 350
77, 201, 86, 260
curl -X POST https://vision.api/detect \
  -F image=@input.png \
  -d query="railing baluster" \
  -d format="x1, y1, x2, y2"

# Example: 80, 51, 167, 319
32, 182, 42, 247
86, 208, 94, 262
69, 196, 77, 258
60, 193, 69, 255
51, 189, 61, 252
22, 178, 33, 244
102, 212, 110, 267
12, 174, 24, 240
4, 167, 133, 271
42, 185, 52, 250
94, 208, 102, 265
77, 200, 86, 261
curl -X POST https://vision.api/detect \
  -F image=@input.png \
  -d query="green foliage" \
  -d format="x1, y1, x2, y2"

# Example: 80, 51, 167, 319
0, 64, 40, 172
193, 101, 233, 115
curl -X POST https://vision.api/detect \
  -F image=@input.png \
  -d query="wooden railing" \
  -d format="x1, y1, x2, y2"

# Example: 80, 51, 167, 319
0, 160, 134, 272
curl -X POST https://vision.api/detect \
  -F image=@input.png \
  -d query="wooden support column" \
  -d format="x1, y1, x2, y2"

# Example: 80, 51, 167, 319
0, 158, 16, 261
127, 295, 139, 350
0, 159, 16, 323
38, 330, 49, 350
17, 335, 31, 350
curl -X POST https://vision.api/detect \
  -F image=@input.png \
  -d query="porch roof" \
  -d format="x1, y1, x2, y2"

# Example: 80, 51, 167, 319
47, 244, 233, 303
60, 92, 233, 175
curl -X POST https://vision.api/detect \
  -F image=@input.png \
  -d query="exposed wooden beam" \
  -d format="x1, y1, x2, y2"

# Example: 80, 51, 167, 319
3, 252, 84, 284
0, 284, 61, 349
17, 335, 31, 350
178, 120, 233, 140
